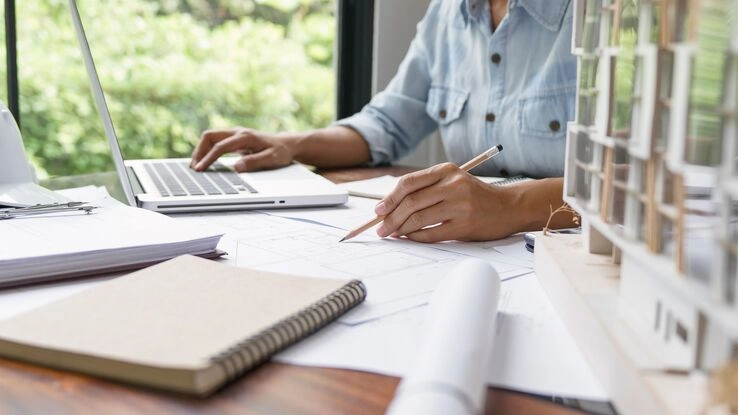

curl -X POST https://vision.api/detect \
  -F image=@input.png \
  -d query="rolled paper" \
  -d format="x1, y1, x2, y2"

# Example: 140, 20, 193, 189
386, 258, 501, 415
0, 104, 36, 184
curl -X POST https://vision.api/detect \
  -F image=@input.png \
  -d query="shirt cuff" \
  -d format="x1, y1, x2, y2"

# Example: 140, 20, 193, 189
334, 112, 394, 166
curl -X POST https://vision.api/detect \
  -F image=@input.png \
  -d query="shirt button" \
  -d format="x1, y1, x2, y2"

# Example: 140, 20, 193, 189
500, 169, 509, 177
485, 113, 496, 122
491, 53, 502, 64
549, 120, 561, 132
439, 110, 447, 119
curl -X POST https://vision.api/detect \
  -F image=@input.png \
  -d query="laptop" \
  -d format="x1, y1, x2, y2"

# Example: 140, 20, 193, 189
68, 0, 348, 213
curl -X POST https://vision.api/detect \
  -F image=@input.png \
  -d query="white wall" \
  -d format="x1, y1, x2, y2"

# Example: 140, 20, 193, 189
372, 0, 447, 168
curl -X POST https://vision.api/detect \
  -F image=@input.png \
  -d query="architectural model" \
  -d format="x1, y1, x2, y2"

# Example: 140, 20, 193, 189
559, 0, 737, 407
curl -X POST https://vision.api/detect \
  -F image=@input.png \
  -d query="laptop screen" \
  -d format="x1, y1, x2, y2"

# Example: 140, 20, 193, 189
68, 0, 137, 206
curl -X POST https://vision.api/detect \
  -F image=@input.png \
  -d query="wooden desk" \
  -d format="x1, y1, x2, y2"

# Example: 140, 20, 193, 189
13, 167, 603, 415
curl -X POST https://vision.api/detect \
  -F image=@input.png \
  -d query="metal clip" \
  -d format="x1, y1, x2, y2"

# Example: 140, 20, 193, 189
0, 202, 98, 220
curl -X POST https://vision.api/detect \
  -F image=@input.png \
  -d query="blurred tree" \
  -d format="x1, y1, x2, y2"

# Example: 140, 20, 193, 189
0, 0, 335, 178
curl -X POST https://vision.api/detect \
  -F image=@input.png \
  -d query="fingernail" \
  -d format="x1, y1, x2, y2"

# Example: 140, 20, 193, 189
235, 160, 246, 170
377, 224, 388, 237
375, 201, 387, 215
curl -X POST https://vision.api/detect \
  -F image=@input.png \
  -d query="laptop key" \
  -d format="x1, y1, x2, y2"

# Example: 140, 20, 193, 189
206, 172, 239, 195
176, 162, 226, 195
170, 163, 205, 196
152, 163, 187, 196
190, 173, 224, 195
143, 164, 170, 197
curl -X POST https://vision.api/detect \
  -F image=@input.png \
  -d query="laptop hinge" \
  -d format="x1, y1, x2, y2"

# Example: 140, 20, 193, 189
126, 166, 145, 196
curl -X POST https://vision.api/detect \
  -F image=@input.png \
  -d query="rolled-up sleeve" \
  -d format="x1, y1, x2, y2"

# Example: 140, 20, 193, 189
335, 2, 440, 165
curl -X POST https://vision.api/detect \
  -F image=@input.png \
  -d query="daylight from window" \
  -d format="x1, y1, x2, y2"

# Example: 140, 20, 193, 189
0, 0, 336, 178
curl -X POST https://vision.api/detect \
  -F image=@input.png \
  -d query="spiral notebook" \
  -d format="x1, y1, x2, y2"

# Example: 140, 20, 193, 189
0, 255, 366, 396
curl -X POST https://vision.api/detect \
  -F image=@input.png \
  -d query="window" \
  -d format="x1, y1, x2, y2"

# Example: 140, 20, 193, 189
575, 130, 594, 204
1, 0, 372, 179
630, 54, 644, 141
686, 0, 731, 166
723, 53, 738, 173
655, 49, 673, 150
608, 0, 638, 138
610, 141, 631, 228
724, 202, 738, 304
582, 0, 602, 53
578, 55, 600, 127
577, 0, 602, 129
0, 1, 16, 122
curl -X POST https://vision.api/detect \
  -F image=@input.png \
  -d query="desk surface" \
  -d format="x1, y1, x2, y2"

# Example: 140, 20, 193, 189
18, 166, 608, 415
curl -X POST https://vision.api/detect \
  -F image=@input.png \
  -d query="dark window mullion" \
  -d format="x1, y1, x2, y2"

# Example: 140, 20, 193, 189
336, 0, 374, 120
4, 0, 19, 126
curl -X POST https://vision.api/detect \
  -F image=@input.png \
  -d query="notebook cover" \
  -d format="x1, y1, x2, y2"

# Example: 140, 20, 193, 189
0, 255, 366, 395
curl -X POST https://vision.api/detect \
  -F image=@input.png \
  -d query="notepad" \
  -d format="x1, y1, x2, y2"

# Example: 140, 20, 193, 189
0, 255, 366, 396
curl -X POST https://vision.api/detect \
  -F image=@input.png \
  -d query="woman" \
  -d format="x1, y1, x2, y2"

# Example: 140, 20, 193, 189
191, 0, 578, 242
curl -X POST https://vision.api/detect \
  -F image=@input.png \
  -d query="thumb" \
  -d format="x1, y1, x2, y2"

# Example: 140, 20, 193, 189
234, 149, 281, 172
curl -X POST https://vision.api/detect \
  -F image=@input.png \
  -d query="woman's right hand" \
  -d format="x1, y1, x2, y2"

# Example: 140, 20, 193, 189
190, 127, 296, 172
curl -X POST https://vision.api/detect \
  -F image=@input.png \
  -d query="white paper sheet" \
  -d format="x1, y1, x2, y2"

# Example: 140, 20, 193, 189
175, 212, 532, 324
260, 196, 535, 270
277, 273, 608, 401
0, 276, 114, 320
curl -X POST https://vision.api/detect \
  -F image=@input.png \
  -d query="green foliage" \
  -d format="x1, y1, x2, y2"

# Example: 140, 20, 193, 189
609, 1, 638, 138
687, 0, 732, 166
0, 0, 335, 178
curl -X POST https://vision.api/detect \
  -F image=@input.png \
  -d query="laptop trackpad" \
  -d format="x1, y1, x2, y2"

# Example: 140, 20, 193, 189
240, 164, 319, 181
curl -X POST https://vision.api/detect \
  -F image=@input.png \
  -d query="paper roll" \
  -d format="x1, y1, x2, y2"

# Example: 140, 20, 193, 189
0, 103, 36, 185
386, 258, 501, 415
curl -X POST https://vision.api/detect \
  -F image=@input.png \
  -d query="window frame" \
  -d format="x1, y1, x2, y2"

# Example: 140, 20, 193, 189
4, 0, 19, 126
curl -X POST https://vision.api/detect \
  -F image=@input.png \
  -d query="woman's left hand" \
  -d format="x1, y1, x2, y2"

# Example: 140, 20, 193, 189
374, 163, 521, 242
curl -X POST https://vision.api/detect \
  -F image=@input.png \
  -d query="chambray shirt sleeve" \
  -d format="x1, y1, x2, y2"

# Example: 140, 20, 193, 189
334, 3, 440, 165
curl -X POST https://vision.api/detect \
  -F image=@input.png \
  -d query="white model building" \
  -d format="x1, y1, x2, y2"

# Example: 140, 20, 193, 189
563, 0, 737, 386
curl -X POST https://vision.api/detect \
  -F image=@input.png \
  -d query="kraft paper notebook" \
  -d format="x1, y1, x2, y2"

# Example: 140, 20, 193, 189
0, 255, 366, 396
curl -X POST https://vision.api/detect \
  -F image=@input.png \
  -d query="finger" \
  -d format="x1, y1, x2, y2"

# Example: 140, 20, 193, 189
375, 163, 457, 216
376, 186, 446, 237
404, 219, 464, 243
190, 129, 241, 167
193, 134, 262, 171
233, 148, 284, 172
392, 202, 452, 237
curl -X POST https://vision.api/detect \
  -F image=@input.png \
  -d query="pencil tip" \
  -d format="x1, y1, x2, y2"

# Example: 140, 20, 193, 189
338, 237, 346, 243
497, 144, 503, 152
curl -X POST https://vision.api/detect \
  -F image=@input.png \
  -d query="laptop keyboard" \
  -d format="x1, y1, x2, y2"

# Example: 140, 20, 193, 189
143, 161, 257, 197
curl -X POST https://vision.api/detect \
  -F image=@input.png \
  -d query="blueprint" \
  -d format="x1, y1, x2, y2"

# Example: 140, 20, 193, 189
176, 210, 533, 324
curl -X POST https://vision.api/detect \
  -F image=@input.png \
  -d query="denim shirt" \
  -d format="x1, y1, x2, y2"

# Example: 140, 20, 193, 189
336, 0, 576, 178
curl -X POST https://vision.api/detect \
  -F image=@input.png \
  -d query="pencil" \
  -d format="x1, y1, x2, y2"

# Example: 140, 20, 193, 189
339, 144, 503, 242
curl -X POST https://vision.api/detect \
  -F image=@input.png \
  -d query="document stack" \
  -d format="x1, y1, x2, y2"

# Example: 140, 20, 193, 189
0, 189, 223, 288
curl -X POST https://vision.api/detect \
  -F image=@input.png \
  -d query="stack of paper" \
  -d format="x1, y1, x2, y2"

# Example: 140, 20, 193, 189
0, 187, 222, 287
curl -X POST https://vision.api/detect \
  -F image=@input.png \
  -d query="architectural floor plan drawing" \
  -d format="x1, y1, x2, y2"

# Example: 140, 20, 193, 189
233, 225, 532, 324
175, 206, 533, 325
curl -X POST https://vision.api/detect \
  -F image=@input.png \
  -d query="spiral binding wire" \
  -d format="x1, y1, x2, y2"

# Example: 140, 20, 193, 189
210, 279, 367, 383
